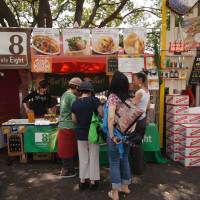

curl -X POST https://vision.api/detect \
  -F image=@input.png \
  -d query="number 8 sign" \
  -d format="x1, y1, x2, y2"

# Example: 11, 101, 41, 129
0, 28, 31, 69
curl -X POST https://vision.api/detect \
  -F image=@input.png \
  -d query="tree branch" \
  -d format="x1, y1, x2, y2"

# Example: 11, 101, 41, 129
123, 7, 161, 19
0, 0, 19, 27
9, 0, 21, 26
37, 0, 52, 27
83, 0, 100, 28
0, 16, 7, 27
74, 0, 84, 26
52, 0, 70, 21
98, 0, 129, 27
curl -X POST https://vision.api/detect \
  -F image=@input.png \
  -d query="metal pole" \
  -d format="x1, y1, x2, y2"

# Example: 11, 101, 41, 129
159, 0, 167, 148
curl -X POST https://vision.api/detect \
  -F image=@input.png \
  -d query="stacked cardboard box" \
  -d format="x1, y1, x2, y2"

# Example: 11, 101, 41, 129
178, 124, 200, 167
166, 95, 189, 162
166, 95, 200, 166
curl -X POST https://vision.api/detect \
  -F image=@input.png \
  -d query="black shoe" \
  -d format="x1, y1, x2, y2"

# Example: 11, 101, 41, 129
60, 169, 77, 178
89, 181, 99, 190
79, 181, 89, 190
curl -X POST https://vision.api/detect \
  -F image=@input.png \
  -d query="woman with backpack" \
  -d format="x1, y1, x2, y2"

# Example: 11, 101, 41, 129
71, 81, 103, 190
106, 72, 132, 200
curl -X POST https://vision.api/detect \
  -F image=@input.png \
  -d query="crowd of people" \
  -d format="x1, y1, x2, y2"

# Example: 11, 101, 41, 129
22, 71, 150, 200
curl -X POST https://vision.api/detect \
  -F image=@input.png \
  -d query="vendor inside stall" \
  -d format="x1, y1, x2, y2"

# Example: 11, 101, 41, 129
23, 80, 52, 117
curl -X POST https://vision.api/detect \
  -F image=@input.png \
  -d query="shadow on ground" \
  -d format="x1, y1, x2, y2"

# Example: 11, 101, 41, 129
0, 150, 200, 200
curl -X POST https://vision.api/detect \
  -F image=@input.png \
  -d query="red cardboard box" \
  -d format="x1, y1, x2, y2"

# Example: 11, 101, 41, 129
166, 105, 189, 114
166, 95, 189, 105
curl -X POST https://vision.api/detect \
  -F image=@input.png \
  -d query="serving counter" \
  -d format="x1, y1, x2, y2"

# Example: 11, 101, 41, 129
1, 119, 58, 159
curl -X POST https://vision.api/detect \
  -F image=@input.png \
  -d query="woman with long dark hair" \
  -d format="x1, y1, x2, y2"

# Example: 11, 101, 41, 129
107, 71, 131, 200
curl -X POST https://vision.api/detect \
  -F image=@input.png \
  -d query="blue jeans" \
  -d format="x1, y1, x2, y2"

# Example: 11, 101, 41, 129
107, 137, 132, 190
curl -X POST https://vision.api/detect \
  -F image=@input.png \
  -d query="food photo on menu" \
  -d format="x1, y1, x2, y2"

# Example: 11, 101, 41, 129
31, 28, 61, 55
92, 29, 119, 55
123, 28, 146, 56
62, 29, 90, 55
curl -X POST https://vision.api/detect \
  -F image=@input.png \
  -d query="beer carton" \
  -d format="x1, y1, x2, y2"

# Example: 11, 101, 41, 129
167, 114, 188, 124
166, 95, 189, 105
179, 157, 200, 167
181, 124, 200, 137
166, 105, 189, 114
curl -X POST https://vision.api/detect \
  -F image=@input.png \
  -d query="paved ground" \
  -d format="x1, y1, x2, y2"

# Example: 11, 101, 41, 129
0, 150, 200, 200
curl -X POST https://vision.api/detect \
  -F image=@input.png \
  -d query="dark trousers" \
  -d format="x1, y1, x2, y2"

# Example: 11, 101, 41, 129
63, 158, 75, 171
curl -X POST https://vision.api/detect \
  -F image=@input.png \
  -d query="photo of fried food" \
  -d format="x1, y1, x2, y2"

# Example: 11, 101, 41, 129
94, 36, 117, 54
124, 33, 145, 55
32, 35, 60, 55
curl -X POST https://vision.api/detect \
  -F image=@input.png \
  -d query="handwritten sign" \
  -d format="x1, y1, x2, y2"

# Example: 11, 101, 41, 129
189, 56, 200, 85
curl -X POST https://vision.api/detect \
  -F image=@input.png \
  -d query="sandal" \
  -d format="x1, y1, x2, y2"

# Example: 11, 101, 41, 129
108, 190, 119, 200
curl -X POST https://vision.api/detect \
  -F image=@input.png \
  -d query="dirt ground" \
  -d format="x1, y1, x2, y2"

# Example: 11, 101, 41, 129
0, 150, 200, 200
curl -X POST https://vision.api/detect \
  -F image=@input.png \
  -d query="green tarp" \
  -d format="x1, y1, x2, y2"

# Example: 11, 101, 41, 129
24, 125, 58, 153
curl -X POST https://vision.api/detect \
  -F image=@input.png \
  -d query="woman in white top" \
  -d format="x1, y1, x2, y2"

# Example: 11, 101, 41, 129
133, 72, 150, 142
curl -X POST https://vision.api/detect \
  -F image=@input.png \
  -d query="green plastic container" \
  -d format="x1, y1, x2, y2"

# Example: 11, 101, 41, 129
99, 143, 109, 166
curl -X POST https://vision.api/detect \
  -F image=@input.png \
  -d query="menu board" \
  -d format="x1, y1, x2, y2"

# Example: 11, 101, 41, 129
189, 56, 200, 85
118, 57, 144, 73
62, 29, 90, 55
183, 17, 200, 50
92, 29, 119, 55
123, 28, 146, 56
167, 0, 199, 15
32, 28, 61, 55
106, 56, 118, 75
0, 28, 30, 69
46, 73, 109, 96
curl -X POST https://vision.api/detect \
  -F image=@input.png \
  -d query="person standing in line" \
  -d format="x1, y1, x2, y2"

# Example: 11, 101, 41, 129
106, 72, 132, 200
133, 72, 150, 142
23, 80, 51, 117
58, 77, 82, 178
131, 72, 150, 175
71, 81, 103, 190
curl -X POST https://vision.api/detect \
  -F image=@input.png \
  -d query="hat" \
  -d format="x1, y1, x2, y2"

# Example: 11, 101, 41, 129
79, 81, 94, 92
68, 77, 82, 87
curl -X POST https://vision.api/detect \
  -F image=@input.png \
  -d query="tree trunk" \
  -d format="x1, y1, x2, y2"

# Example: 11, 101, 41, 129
74, 0, 84, 26
38, 0, 52, 28
0, 0, 18, 27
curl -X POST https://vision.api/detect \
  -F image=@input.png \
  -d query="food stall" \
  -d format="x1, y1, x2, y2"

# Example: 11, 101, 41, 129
0, 26, 164, 164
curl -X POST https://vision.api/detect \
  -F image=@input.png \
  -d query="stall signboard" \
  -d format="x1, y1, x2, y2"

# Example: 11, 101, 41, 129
32, 28, 61, 56
62, 29, 90, 55
123, 28, 146, 57
118, 57, 144, 73
92, 29, 119, 55
0, 28, 30, 69
189, 56, 200, 85
24, 126, 58, 153
183, 17, 200, 50
167, 0, 199, 15
46, 73, 109, 96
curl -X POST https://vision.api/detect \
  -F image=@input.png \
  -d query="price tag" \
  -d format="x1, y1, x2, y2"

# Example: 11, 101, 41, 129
0, 28, 30, 69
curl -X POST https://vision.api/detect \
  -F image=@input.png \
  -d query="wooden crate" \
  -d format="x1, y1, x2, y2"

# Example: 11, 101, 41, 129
33, 153, 52, 161
7, 133, 23, 156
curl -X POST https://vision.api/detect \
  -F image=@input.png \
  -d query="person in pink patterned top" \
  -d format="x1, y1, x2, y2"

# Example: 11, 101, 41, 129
107, 72, 131, 200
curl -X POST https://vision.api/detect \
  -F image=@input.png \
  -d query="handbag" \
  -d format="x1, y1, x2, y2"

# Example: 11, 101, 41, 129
88, 112, 106, 144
